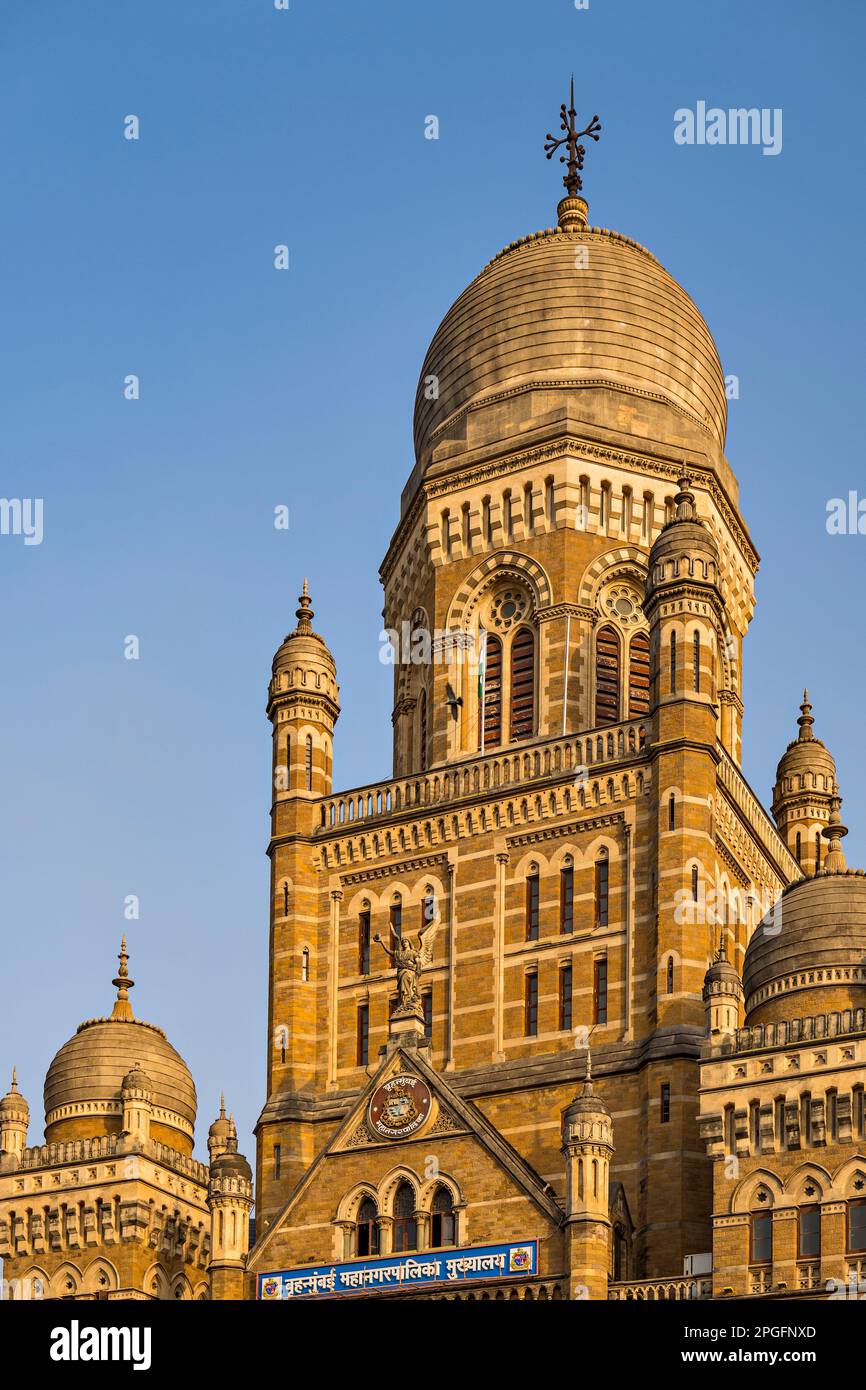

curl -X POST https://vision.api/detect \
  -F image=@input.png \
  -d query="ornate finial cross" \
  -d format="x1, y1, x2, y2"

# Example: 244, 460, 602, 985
544, 76, 601, 197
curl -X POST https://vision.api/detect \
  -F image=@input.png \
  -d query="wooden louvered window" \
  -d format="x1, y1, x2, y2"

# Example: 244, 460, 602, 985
509, 628, 535, 742
480, 634, 503, 750
628, 631, 650, 717
595, 625, 620, 725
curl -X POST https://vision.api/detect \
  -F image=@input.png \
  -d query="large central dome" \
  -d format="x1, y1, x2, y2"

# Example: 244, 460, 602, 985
413, 198, 727, 469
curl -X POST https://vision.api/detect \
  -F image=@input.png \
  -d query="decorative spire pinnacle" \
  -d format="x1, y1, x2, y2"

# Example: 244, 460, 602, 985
294, 579, 314, 635
219, 1092, 226, 1118
713, 929, 728, 963
110, 935, 136, 1021
10, 1067, 18, 1093
673, 475, 699, 523
797, 688, 815, 742
584, 1046, 593, 1090
544, 77, 601, 199
822, 795, 849, 874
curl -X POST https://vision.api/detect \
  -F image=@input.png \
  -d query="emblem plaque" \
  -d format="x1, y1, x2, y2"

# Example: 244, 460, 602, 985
368, 1074, 432, 1140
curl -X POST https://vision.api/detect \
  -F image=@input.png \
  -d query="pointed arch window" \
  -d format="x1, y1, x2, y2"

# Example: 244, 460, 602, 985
595, 625, 620, 725
430, 1185, 457, 1248
356, 1197, 379, 1257
301, 947, 310, 982
392, 1182, 418, 1253
666, 956, 674, 994
479, 634, 503, 750
628, 631, 650, 717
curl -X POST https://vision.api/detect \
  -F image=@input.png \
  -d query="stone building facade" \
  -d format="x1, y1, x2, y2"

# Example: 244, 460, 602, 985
4, 159, 864, 1305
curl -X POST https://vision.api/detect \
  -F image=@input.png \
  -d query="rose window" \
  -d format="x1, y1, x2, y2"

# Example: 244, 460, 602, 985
490, 588, 529, 632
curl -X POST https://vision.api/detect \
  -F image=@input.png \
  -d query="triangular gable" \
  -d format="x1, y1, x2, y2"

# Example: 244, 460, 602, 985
248, 1043, 564, 1269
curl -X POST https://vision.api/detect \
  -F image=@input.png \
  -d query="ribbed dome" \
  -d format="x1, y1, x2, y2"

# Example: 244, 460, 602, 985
743, 872, 866, 1022
413, 212, 727, 467
42, 940, 197, 1152
45, 1019, 196, 1128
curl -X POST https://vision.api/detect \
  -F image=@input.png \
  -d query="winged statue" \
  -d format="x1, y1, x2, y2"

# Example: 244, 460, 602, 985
374, 906, 439, 1012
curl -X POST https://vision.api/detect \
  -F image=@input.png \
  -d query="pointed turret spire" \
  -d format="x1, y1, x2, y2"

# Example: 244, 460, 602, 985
673, 475, 699, 523
797, 689, 815, 742
110, 936, 135, 1021
294, 578, 314, 635
10, 1067, 18, 1093
823, 795, 849, 874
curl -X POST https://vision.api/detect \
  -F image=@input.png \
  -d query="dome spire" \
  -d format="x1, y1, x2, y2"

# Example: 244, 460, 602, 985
110, 935, 136, 1022
797, 688, 815, 742
294, 578, 314, 635
544, 77, 601, 231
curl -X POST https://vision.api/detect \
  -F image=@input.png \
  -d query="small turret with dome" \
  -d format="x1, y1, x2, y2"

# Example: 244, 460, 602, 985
702, 933, 743, 1042
207, 1094, 253, 1300
772, 691, 838, 873
0, 1069, 30, 1168
268, 580, 340, 802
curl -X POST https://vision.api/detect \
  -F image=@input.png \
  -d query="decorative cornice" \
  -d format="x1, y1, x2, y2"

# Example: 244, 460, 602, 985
506, 812, 625, 850
340, 852, 448, 887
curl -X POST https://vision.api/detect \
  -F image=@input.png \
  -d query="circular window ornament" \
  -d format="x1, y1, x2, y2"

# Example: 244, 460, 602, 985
368, 1074, 432, 1140
600, 583, 644, 629
490, 588, 528, 632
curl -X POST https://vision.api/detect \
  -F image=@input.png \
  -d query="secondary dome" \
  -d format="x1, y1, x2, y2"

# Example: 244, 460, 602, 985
43, 940, 197, 1154
743, 817, 866, 1025
413, 197, 727, 468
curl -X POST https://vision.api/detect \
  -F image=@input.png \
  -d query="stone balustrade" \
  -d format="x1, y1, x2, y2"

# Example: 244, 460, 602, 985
318, 718, 650, 833
609, 1275, 712, 1300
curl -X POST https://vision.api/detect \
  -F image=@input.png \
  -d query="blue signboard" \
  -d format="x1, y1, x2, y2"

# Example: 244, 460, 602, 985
257, 1238, 538, 1299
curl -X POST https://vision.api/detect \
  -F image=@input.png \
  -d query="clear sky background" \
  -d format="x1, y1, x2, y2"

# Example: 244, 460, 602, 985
1, 0, 864, 1160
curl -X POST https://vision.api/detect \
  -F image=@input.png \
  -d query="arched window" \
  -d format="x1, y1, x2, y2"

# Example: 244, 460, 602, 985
282, 882, 289, 917
693, 630, 701, 692
301, 947, 310, 982
509, 628, 535, 742
430, 1185, 457, 1248
422, 884, 436, 928
479, 634, 503, 750
523, 483, 533, 533
796, 832, 802, 863
502, 490, 512, 541
476, 497, 489, 547
666, 956, 674, 994
595, 852, 609, 927
390, 894, 403, 939
545, 477, 555, 527
595, 625, 620, 725
441, 509, 451, 558
392, 1182, 417, 1253
670, 632, 677, 693
668, 793, 676, 831
358, 906, 371, 975
628, 631, 650, 717
305, 735, 313, 791
356, 1197, 379, 1257
691, 865, 699, 901
461, 504, 470, 553
418, 690, 428, 772
815, 832, 821, 871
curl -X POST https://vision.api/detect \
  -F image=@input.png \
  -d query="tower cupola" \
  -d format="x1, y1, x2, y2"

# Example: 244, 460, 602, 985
267, 581, 340, 800
772, 691, 838, 873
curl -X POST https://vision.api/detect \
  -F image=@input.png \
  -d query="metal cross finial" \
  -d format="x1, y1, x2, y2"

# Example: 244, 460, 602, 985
544, 76, 601, 197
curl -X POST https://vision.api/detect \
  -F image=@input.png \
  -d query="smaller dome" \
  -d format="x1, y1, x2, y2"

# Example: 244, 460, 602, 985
773, 691, 837, 793
563, 1054, 611, 1119
121, 1062, 154, 1097
743, 826, 866, 1023
703, 937, 742, 998
269, 581, 340, 714
208, 1095, 235, 1158
645, 478, 720, 610
0, 1069, 28, 1121
211, 1149, 252, 1184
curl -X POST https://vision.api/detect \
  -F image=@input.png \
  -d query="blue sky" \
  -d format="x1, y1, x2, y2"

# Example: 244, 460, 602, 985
1, 0, 864, 1158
